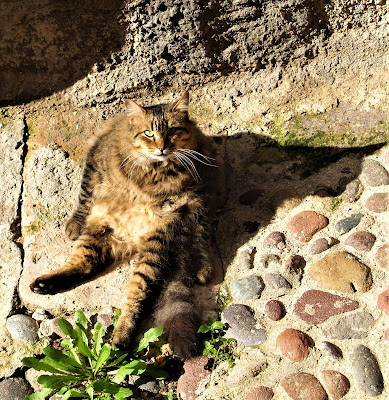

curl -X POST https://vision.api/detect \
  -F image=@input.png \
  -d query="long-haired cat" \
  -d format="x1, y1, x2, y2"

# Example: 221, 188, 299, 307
30, 92, 216, 359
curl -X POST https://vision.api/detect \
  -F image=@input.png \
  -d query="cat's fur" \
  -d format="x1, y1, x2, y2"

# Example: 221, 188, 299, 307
30, 92, 216, 359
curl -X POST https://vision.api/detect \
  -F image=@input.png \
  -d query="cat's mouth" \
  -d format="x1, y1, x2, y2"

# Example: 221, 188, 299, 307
149, 154, 169, 162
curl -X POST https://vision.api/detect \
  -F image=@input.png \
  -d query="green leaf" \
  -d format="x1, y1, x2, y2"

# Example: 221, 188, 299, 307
94, 343, 111, 373
93, 379, 132, 397
61, 388, 89, 400
86, 383, 94, 400
75, 310, 89, 330
37, 374, 80, 390
197, 324, 210, 333
22, 357, 70, 375
112, 360, 147, 384
104, 352, 128, 369
92, 322, 105, 356
57, 318, 76, 340
136, 326, 164, 352
23, 388, 53, 400
43, 347, 85, 373
210, 321, 225, 332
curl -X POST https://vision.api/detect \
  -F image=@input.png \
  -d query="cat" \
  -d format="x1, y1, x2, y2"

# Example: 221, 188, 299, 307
30, 92, 218, 359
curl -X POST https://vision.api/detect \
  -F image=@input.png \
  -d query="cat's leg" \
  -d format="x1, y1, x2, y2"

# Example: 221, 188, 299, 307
112, 232, 166, 349
66, 161, 100, 240
30, 225, 114, 294
192, 215, 213, 284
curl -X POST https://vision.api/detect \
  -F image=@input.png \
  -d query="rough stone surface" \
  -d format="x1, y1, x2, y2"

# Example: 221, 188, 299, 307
293, 290, 359, 324
309, 237, 336, 255
362, 159, 389, 186
0, 378, 34, 400
230, 275, 265, 301
335, 213, 363, 234
280, 373, 328, 400
245, 386, 274, 400
287, 211, 329, 242
321, 370, 350, 400
375, 244, 389, 269
350, 345, 384, 397
276, 329, 311, 362
264, 273, 292, 289
365, 193, 389, 213
309, 251, 373, 293
5, 315, 39, 344
345, 231, 376, 252
265, 300, 285, 321
321, 342, 343, 360
222, 304, 267, 346
324, 312, 374, 340
263, 231, 286, 251
342, 179, 363, 202
177, 356, 210, 400
377, 286, 389, 315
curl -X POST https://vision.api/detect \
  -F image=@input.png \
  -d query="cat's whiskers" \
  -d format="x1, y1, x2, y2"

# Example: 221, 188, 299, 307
126, 153, 149, 180
120, 151, 143, 169
173, 151, 200, 182
177, 149, 218, 167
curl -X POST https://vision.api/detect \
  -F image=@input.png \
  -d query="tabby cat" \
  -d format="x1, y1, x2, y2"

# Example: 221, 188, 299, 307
30, 92, 216, 359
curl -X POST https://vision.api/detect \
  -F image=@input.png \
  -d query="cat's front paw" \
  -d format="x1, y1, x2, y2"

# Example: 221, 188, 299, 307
112, 327, 132, 350
65, 217, 82, 240
30, 276, 60, 295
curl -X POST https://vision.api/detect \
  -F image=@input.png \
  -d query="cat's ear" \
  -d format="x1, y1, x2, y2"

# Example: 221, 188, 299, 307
171, 91, 189, 113
124, 99, 146, 123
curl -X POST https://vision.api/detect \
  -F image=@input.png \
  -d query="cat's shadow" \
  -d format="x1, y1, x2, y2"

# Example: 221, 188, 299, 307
207, 132, 384, 287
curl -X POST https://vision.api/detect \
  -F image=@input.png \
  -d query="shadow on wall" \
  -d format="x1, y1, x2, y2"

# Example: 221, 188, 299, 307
0, 0, 125, 106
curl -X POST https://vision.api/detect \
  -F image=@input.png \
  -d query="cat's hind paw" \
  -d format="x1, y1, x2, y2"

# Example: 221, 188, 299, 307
65, 217, 83, 240
30, 276, 58, 295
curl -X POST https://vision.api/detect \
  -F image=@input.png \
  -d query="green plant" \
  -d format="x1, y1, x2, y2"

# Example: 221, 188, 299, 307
22, 310, 168, 400
331, 196, 343, 212
197, 317, 236, 368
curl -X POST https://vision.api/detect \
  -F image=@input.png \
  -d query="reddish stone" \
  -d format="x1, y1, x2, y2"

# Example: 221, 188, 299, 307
264, 273, 292, 289
385, 329, 389, 341
287, 211, 329, 242
345, 231, 376, 251
263, 231, 286, 250
265, 300, 285, 321
177, 356, 210, 400
294, 290, 359, 324
280, 373, 328, 400
378, 286, 389, 315
276, 329, 311, 362
310, 238, 331, 254
321, 370, 350, 399
376, 244, 389, 269
365, 193, 389, 212
245, 386, 274, 400
239, 189, 264, 205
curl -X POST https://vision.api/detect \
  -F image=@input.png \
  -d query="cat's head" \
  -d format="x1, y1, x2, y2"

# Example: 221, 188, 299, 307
124, 92, 197, 163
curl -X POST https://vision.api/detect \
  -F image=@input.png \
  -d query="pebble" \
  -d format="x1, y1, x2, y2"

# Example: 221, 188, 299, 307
375, 243, 389, 269
96, 307, 114, 329
6, 314, 39, 344
309, 237, 337, 254
287, 211, 329, 242
239, 188, 264, 205
309, 251, 373, 293
265, 300, 285, 321
324, 311, 374, 339
345, 231, 376, 251
321, 370, 350, 400
276, 328, 311, 362
362, 159, 389, 186
341, 179, 363, 202
321, 341, 343, 360
293, 290, 359, 324
222, 304, 267, 346
237, 247, 254, 270
264, 273, 292, 289
377, 285, 389, 315
0, 378, 34, 400
284, 255, 306, 275
263, 231, 286, 251
365, 193, 389, 212
245, 386, 274, 400
350, 345, 384, 396
334, 213, 363, 234
230, 275, 265, 301
177, 355, 211, 400
31, 308, 48, 321
280, 373, 328, 400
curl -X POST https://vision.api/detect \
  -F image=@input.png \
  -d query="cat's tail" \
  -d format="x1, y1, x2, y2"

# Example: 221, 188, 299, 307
153, 279, 201, 360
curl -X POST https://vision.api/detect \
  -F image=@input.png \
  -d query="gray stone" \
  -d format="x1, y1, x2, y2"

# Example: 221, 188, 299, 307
342, 179, 363, 202
264, 273, 292, 289
322, 341, 343, 360
362, 159, 389, 187
0, 378, 33, 400
324, 312, 374, 340
6, 314, 39, 344
351, 345, 384, 396
230, 275, 265, 301
222, 304, 267, 346
335, 213, 363, 234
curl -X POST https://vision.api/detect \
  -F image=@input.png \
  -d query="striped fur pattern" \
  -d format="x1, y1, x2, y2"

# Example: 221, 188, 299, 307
30, 92, 215, 359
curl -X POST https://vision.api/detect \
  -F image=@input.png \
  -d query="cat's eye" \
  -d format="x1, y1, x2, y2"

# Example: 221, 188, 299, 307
168, 128, 176, 135
144, 130, 154, 137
